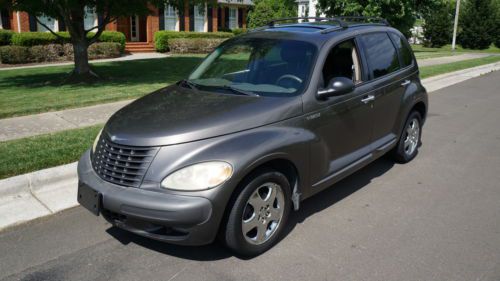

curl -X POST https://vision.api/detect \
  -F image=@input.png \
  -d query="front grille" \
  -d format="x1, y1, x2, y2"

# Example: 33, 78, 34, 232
92, 136, 158, 187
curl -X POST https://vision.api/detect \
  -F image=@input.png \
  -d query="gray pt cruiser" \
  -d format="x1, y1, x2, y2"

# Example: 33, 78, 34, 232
78, 17, 428, 256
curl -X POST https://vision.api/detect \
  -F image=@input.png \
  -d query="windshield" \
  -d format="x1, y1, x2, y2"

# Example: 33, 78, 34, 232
188, 37, 317, 97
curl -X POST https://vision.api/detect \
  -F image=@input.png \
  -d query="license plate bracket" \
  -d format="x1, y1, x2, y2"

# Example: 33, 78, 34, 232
77, 181, 101, 216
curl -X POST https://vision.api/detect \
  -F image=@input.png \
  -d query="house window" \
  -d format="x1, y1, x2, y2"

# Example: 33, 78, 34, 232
164, 5, 177, 31
194, 4, 205, 32
84, 6, 96, 31
37, 15, 57, 32
228, 8, 237, 30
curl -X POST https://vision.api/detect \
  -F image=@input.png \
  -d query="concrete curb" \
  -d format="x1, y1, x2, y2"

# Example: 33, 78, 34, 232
0, 162, 78, 231
0, 63, 499, 232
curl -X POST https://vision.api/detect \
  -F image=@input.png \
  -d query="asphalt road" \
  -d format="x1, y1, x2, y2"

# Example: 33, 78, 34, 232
2, 72, 500, 281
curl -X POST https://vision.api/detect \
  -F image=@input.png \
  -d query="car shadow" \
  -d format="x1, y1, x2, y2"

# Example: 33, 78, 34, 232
106, 157, 395, 261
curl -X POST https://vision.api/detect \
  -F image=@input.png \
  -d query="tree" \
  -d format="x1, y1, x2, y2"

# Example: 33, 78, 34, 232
316, 0, 436, 38
247, 0, 297, 28
2, 0, 155, 80
459, 0, 496, 49
422, 1, 453, 47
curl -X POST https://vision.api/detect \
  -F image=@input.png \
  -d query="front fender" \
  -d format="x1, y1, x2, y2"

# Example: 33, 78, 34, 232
145, 123, 314, 202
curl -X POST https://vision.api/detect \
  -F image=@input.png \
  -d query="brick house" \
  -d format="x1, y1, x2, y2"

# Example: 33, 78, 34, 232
0, 0, 252, 52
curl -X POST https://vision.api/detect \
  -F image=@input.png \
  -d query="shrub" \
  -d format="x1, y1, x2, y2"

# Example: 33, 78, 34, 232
232, 28, 247, 36
168, 38, 228, 54
11, 32, 64, 46
88, 42, 122, 59
154, 31, 233, 52
98, 31, 126, 51
0, 29, 14, 46
29, 44, 65, 62
422, 2, 453, 48
0, 46, 31, 64
11, 31, 126, 49
459, 0, 496, 49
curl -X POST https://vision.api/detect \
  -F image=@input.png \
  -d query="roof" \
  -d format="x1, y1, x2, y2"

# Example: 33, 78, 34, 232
240, 17, 398, 46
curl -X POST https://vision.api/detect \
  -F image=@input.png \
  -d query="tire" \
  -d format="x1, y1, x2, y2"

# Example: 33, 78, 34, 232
391, 110, 422, 163
223, 169, 292, 256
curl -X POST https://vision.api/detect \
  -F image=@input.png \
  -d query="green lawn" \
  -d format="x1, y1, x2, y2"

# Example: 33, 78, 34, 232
412, 44, 500, 59
419, 55, 500, 79
0, 125, 102, 179
0, 55, 205, 119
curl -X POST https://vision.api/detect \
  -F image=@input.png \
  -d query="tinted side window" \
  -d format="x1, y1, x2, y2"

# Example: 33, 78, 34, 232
389, 33, 413, 67
359, 33, 400, 79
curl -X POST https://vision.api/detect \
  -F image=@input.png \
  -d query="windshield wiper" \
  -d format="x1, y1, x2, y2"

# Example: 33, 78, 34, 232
222, 85, 259, 97
178, 79, 199, 91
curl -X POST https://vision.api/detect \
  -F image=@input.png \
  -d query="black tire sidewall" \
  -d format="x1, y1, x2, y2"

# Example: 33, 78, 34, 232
394, 111, 422, 163
224, 169, 292, 256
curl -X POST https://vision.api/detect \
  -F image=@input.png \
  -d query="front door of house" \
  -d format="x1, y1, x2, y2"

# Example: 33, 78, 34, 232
130, 15, 139, 42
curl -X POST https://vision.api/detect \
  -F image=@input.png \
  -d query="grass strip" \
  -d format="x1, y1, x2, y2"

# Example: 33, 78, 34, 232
419, 55, 500, 79
0, 125, 102, 180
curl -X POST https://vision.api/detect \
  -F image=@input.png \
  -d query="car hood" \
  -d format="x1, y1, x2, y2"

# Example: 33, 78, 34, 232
104, 85, 303, 146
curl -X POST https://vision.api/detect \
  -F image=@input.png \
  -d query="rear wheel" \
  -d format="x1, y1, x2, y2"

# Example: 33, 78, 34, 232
224, 170, 291, 256
392, 111, 422, 163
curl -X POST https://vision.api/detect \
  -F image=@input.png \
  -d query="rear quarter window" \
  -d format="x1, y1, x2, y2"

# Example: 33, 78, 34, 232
389, 33, 413, 68
359, 32, 400, 79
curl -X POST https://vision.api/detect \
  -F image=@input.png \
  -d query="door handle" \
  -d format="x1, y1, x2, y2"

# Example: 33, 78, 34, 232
361, 95, 375, 104
401, 80, 411, 86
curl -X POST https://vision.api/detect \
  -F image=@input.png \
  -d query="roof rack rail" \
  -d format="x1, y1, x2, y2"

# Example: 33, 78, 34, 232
335, 16, 390, 26
267, 17, 348, 28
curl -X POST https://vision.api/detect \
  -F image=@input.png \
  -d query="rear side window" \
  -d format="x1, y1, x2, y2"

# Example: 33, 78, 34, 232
389, 33, 413, 67
359, 33, 400, 79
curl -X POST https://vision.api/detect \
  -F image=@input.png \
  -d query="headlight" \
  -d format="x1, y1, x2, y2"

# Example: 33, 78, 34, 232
161, 161, 233, 191
92, 129, 103, 153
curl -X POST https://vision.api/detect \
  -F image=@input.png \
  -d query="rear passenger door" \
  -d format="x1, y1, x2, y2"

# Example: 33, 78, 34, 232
358, 32, 414, 148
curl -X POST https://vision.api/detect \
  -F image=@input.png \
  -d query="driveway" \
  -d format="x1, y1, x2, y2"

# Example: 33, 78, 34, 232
1, 72, 500, 281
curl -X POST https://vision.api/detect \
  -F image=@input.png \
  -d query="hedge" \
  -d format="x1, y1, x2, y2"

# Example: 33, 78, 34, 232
0, 30, 14, 46
154, 31, 233, 52
168, 38, 228, 54
0, 42, 122, 64
10, 31, 125, 49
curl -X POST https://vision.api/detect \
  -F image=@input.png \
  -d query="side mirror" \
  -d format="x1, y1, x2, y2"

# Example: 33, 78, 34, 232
317, 77, 355, 99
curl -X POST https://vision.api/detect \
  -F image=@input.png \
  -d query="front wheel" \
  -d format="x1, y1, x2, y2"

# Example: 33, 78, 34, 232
391, 111, 422, 163
223, 169, 291, 256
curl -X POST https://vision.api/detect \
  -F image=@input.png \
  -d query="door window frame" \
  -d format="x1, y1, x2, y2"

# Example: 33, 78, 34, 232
357, 31, 407, 82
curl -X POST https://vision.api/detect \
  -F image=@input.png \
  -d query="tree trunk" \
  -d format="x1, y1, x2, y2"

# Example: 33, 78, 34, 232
67, 40, 99, 82
73, 41, 90, 75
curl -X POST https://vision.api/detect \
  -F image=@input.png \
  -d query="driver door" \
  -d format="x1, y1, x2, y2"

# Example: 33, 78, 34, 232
308, 39, 375, 190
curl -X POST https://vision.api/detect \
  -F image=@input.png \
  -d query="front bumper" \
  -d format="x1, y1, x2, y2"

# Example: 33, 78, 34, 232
77, 150, 220, 245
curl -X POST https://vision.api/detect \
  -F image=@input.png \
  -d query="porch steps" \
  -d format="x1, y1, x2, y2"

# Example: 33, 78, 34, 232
125, 42, 155, 53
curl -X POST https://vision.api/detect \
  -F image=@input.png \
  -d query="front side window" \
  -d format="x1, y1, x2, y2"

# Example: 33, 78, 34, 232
84, 6, 96, 31
321, 39, 362, 87
37, 15, 56, 32
194, 5, 205, 32
359, 33, 400, 79
164, 5, 177, 31
389, 32, 413, 68
188, 38, 317, 97
229, 8, 237, 29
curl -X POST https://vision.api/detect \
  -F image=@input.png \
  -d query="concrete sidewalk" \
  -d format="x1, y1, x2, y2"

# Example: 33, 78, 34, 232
0, 52, 169, 71
1, 61, 499, 142
417, 53, 493, 67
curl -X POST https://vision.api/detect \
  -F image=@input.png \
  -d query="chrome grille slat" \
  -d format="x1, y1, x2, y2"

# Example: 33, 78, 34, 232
91, 136, 158, 187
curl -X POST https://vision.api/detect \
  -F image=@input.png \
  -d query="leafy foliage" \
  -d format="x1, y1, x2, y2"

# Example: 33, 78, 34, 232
154, 31, 233, 52
247, 0, 297, 28
9, 31, 125, 48
459, 0, 497, 49
0, 29, 14, 46
316, 0, 436, 37
168, 38, 228, 53
422, 1, 453, 48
